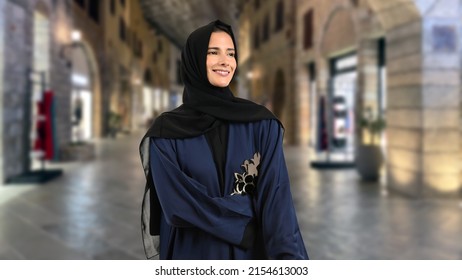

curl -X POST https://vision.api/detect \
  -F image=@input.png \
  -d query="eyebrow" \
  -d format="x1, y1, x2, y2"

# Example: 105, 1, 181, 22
207, 47, 235, 51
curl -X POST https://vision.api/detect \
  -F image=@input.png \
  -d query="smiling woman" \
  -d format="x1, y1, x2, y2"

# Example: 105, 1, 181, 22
206, 31, 236, 88
139, 20, 308, 260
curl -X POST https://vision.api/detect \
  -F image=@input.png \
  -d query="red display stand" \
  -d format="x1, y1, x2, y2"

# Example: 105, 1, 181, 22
34, 90, 55, 160
7, 82, 62, 184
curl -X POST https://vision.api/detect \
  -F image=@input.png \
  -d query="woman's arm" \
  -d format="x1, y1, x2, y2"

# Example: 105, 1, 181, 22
150, 138, 255, 248
255, 120, 309, 259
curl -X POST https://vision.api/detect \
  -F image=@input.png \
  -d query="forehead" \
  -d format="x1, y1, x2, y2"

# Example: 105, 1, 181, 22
208, 31, 234, 47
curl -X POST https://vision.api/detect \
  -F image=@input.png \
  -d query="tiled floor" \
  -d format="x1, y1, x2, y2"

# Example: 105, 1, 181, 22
0, 131, 461, 259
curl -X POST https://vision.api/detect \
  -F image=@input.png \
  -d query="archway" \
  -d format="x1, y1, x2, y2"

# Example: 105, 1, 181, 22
319, 4, 358, 57
70, 41, 101, 141
365, 0, 420, 31
71, 45, 91, 142
311, 3, 358, 166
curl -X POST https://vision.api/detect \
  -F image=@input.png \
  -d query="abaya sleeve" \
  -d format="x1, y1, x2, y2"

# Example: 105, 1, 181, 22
255, 120, 309, 259
149, 138, 255, 248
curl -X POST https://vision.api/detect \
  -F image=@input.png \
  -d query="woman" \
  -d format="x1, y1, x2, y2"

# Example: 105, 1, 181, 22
139, 20, 308, 260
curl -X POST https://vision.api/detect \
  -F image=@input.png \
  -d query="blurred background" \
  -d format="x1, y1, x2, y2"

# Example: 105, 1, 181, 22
0, 0, 461, 260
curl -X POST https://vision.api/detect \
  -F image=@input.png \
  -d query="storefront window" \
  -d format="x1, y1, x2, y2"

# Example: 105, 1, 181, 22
311, 53, 357, 167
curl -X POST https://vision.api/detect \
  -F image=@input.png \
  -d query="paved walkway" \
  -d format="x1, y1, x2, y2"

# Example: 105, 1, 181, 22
0, 131, 461, 259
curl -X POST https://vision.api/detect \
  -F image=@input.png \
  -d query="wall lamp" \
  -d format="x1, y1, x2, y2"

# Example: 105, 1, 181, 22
60, 30, 82, 68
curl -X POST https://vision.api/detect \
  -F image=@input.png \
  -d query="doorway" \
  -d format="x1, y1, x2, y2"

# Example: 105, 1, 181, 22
71, 46, 93, 142
311, 52, 357, 168
329, 53, 357, 162
71, 89, 92, 142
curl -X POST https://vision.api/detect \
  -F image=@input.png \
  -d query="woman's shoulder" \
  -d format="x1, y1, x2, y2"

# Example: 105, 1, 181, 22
228, 119, 284, 145
144, 105, 207, 139
230, 118, 283, 131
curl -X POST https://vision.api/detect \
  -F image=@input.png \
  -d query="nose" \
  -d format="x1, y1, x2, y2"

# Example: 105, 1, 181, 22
218, 54, 229, 66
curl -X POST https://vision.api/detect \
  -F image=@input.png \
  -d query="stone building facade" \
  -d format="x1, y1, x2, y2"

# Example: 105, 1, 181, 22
239, 0, 462, 197
0, 0, 73, 182
73, 0, 175, 137
368, 0, 462, 197
0, 0, 178, 183
71, 0, 105, 140
238, 0, 298, 144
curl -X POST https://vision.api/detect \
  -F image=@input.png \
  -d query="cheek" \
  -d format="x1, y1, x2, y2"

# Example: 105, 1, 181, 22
231, 63, 237, 74
206, 58, 214, 71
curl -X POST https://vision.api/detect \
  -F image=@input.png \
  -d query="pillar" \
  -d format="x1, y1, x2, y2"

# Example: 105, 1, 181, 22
386, 0, 461, 197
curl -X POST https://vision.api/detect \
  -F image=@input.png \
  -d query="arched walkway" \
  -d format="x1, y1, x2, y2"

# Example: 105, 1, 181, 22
71, 40, 102, 140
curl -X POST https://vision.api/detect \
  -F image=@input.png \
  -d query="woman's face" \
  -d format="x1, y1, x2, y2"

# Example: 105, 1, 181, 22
206, 31, 236, 87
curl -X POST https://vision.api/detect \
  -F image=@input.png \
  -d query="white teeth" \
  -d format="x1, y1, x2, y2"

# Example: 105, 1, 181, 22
214, 70, 229, 76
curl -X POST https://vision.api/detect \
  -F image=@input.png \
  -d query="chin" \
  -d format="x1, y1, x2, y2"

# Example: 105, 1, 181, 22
211, 80, 231, 87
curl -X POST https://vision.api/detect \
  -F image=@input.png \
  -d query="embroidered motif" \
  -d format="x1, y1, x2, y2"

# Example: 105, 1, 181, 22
231, 152, 261, 195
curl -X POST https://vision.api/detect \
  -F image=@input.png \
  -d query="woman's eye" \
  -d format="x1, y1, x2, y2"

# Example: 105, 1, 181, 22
207, 51, 218, 55
228, 53, 235, 57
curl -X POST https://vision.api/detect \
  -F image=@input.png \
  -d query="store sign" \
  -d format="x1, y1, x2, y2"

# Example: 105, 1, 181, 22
432, 25, 456, 52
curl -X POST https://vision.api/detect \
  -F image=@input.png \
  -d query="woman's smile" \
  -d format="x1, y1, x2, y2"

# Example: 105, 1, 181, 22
206, 31, 236, 87
213, 69, 230, 76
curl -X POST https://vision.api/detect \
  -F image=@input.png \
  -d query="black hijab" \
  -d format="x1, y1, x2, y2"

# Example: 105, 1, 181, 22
144, 19, 278, 139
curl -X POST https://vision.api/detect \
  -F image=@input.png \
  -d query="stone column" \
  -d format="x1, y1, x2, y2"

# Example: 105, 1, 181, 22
356, 38, 379, 145
1, 0, 31, 182
386, 0, 461, 197
50, 0, 73, 154
0, 0, 5, 183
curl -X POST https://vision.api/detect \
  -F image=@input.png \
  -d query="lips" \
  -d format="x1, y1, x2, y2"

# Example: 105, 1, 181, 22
213, 69, 230, 76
